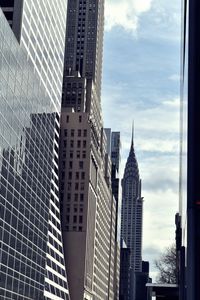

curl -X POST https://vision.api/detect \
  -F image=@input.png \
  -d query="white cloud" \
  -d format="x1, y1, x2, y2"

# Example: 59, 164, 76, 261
105, 0, 153, 32
102, 0, 181, 280
169, 74, 180, 81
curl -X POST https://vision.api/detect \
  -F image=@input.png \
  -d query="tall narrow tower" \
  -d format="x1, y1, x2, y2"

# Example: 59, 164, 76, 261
120, 127, 143, 300
60, 1, 117, 300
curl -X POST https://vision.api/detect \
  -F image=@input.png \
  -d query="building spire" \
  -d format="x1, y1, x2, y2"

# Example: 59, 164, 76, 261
131, 120, 134, 149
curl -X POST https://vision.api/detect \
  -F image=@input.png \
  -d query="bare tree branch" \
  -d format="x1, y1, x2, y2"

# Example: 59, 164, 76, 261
154, 244, 178, 284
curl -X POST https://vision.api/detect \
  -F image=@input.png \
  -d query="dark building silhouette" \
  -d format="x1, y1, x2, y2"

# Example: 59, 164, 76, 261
119, 244, 131, 300
179, 0, 200, 299
135, 261, 151, 300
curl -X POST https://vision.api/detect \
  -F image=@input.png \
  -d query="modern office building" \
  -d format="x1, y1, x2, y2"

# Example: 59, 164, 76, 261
59, 0, 118, 299
120, 130, 143, 300
0, 1, 70, 299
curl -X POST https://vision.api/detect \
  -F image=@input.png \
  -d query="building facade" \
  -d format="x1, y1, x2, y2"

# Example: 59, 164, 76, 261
105, 129, 121, 300
0, 1, 70, 299
179, 0, 200, 299
60, 0, 118, 299
120, 133, 143, 300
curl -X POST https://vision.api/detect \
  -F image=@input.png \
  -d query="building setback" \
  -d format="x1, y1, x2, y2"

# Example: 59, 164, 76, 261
120, 131, 143, 300
59, 0, 118, 299
0, 1, 70, 299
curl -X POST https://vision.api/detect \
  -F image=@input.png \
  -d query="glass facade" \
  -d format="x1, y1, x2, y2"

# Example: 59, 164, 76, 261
0, 2, 69, 300
180, 0, 188, 251
20, 0, 67, 107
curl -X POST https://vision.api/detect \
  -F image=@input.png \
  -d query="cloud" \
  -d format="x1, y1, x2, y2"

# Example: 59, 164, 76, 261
105, 0, 153, 32
169, 74, 180, 81
102, 0, 181, 281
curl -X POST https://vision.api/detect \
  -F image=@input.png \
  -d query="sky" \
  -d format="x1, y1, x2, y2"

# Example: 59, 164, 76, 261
102, 0, 181, 279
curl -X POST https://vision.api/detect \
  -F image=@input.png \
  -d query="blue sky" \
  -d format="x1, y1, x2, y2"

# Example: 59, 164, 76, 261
102, 0, 181, 279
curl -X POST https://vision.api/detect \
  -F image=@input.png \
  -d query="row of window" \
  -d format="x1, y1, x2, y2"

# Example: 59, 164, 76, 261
63, 139, 87, 148
67, 181, 85, 191
60, 192, 84, 203
66, 214, 83, 224
65, 204, 83, 213
64, 225, 83, 232
63, 128, 87, 137
62, 150, 86, 159
65, 171, 85, 180
66, 115, 83, 123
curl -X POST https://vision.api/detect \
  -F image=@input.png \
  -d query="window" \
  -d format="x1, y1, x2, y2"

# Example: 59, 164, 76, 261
78, 129, 81, 136
69, 161, 73, 169
68, 172, 72, 180
68, 182, 71, 191
71, 129, 74, 137
70, 140, 74, 147
77, 151, 80, 158
64, 129, 68, 136
63, 140, 67, 148
61, 172, 65, 180
83, 129, 87, 137
79, 216, 83, 223
70, 151, 73, 158
66, 115, 69, 122
74, 194, 78, 202
77, 140, 81, 148
75, 182, 79, 190
79, 161, 83, 169
76, 172, 79, 180
83, 140, 86, 148
80, 194, 84, 202
81, 172, 85, 180
73, 216, 77, 223
82, 151, 86, 158
67, 194, 71, 201
80, 182, 84, 190
79, 115, 82, 122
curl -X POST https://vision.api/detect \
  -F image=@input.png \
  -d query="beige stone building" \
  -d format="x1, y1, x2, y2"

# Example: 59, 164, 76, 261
59, 0, 119, 299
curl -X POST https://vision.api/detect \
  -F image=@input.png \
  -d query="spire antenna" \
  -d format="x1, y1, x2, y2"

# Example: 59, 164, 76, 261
131, 120, 134, 148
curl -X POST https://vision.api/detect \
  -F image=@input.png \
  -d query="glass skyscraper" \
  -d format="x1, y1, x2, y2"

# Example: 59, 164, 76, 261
0, 1, 70, 299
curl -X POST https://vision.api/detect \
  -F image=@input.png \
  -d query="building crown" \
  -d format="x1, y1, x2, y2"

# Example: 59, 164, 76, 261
124, 123, 139, 179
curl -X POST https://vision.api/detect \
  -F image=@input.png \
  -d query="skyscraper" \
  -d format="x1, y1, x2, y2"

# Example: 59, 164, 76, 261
59, 0, 118, 299
0, 1, 70, 299
120, 130, 143, 300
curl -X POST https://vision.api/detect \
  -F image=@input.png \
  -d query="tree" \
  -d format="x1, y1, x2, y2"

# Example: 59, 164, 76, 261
154, 244, 178, 284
